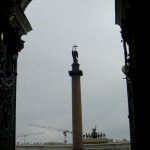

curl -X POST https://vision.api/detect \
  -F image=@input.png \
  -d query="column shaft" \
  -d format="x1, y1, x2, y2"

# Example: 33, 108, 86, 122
72, 76, 83, 149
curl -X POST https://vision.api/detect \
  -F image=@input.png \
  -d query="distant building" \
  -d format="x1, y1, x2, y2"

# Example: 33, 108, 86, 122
83, 127, 113, 144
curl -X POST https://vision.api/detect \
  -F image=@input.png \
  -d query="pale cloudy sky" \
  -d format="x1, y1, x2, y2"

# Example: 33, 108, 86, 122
16, 0, 130, 144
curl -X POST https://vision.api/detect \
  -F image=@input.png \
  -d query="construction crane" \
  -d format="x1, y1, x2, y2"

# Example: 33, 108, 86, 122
27, 123, 72, 144
16, 132, 44, 144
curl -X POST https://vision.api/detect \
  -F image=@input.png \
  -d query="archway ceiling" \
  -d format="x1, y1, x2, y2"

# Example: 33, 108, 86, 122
19, 0, 32, 11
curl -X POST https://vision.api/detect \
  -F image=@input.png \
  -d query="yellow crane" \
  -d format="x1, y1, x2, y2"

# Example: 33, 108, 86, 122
16, 132, 44, 144
27, 123, 72, 144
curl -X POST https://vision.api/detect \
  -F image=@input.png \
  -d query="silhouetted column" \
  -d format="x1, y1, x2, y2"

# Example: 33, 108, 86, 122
0, 1, 32, 149
115, 1, 150, 149
69, 45, 84, 150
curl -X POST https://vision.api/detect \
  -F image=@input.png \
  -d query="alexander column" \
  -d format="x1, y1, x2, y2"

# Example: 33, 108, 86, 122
69, 45, 84, 150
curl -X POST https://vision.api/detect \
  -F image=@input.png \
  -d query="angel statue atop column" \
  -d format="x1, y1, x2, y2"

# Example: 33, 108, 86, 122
72, 44, 78, 63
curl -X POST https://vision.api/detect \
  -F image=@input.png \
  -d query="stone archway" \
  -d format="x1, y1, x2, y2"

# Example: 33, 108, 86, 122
0, 0, 32, 149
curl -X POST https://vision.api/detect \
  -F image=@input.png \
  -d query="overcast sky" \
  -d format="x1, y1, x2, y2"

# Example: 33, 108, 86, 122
16, 0, 130, 144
